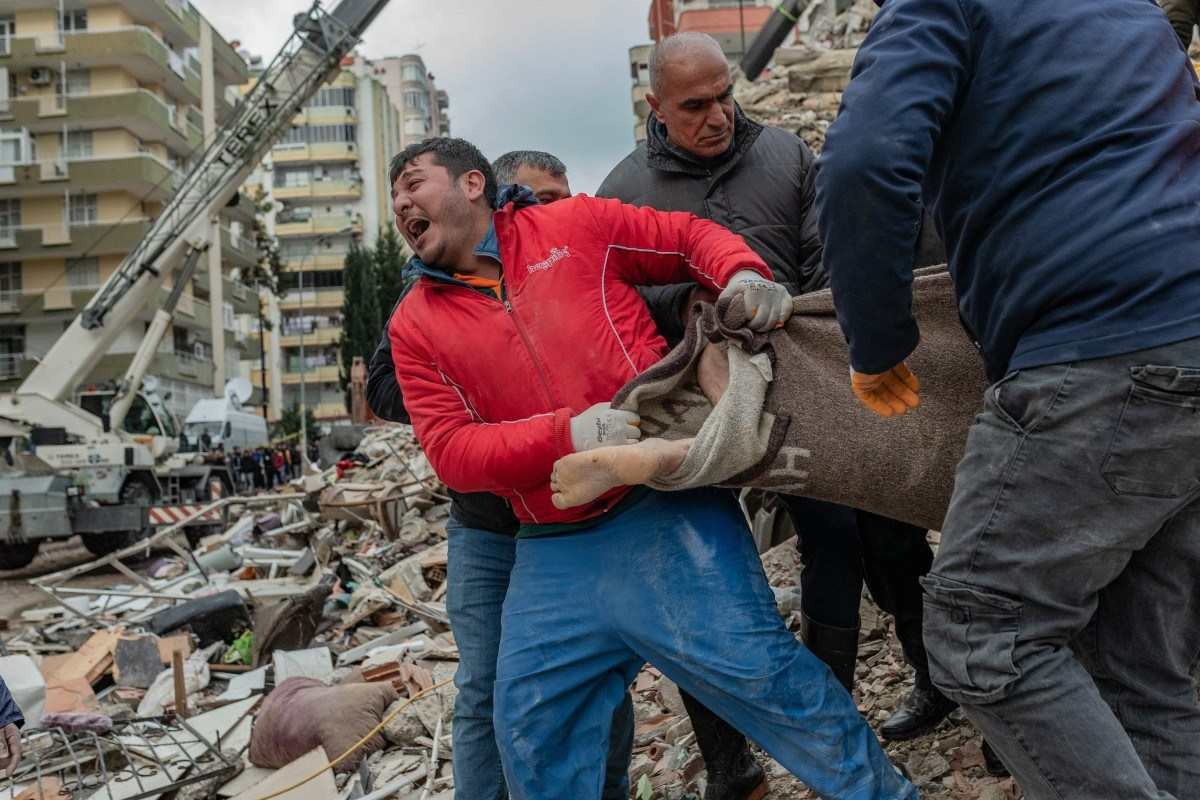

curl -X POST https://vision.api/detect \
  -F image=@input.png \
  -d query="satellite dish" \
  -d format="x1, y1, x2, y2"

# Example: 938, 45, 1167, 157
225, 377, 253, 406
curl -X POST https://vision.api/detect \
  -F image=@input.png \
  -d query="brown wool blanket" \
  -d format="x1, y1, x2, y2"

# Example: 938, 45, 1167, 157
611, 266, 987, 531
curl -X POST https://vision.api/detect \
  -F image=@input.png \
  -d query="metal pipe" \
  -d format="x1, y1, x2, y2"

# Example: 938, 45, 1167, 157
739, 0, 806, 82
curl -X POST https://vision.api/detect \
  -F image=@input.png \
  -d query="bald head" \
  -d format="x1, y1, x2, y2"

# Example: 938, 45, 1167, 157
649, 32, 728, 96
646, 32, 735, 159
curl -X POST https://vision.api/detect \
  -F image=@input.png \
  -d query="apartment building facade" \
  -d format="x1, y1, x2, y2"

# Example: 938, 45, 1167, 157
365, 54, 449, 147
246, 55, 402, 424
0, 0, 260, 421
633, 0, 789, 141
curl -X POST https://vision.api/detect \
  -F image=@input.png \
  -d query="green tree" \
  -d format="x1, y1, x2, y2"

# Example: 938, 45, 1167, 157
273, 403, 317, 441
374, 226, 409, 315
338, 241, 382, 410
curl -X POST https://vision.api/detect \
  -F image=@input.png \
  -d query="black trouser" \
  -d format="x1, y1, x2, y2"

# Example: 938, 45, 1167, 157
784, 495, 934, 672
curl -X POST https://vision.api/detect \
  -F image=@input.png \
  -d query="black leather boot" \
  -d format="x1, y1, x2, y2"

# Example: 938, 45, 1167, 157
879, 670, 957, 740
800, 613, 859, 691
880, 594, 958, 740
680, 689, 769, 800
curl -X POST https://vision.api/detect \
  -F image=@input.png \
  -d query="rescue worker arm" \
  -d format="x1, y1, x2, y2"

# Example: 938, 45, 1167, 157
389, 317, 573, 494
366, 299, 409, 424
581, 195, 771, 292
815, 0, 970, 374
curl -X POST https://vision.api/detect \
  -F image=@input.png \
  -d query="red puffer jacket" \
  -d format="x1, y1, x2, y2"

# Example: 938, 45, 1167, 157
389, 194, 770, 525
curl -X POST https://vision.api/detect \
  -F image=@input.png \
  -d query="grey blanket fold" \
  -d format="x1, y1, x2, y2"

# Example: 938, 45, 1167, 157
612, 266, 988, 531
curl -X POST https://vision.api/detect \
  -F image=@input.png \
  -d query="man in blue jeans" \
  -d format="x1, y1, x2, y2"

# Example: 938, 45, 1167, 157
367, 151, 635, 800
817, 1, 1200, 797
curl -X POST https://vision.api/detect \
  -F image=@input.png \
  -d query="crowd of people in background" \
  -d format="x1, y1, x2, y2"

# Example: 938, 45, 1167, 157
181, 431, 307, 494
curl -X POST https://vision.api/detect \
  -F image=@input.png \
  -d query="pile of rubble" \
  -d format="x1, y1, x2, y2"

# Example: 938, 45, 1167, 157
0, 426, 460, 800
0, 420, 1022, 800
734, 0, 878, 152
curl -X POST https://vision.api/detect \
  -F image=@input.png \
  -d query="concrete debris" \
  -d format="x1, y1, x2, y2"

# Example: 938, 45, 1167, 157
1, 425, 455, 799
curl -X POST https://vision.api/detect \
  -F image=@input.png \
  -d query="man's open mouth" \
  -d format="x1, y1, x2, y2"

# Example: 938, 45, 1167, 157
405, 217, 431, 242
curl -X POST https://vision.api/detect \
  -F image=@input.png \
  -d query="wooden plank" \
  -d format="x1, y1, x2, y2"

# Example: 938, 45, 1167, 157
172, 650, 189, 718
40, 627, 123, 686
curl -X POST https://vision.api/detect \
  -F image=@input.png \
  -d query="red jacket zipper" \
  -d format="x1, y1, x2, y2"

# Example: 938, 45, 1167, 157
503, 295, 557, 409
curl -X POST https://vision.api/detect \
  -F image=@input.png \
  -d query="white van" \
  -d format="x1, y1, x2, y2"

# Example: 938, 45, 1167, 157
183, 378, 269, 451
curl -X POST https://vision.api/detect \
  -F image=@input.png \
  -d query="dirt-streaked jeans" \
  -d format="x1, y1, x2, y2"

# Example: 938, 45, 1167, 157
923, 338, 1200, 800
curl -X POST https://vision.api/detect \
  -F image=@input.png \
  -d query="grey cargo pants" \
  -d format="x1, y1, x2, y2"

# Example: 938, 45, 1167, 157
923, 338, 1200, 799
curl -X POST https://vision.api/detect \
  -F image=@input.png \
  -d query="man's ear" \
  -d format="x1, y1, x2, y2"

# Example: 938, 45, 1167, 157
646, 92, 666, 124
460, 169, 487, 203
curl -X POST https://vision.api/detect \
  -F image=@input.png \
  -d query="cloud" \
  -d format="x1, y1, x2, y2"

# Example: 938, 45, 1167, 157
194, 0, 652, 193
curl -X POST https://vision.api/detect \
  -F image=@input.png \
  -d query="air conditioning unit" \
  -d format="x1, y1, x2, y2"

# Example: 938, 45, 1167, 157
29, 68, 55, 86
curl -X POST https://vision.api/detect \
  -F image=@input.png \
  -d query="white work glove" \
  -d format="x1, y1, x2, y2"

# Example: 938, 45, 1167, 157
719, 270, 793, 331
570, 403, 641, 452
0, 722, 20, 778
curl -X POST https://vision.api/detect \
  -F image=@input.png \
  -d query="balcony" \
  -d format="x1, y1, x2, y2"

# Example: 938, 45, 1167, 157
281, 364, 340, 384
282, 252, 346, 271
293, 106, 357, 126
0, 153, 178, 202
279, 327, 341, 348
279, 289, 345, 311
270, 142, 358, 164
0, 218, 152, 263
275, 215, 362, 238
220, 227, 257, 268
313, 401, 348, 420
272, 179, 363, 202
0, 28, 202, 105
4, 90, 194, 154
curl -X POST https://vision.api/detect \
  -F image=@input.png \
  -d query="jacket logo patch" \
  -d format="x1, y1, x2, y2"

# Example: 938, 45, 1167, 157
527, 246, 571, 274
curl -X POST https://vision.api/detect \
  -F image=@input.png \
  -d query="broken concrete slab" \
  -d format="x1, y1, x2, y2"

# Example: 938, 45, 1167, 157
232, 746, 337, 800
114, 635, 163, 689
0, 655, 45, 728
272, 647, 334, 685
216, 666, 268, 703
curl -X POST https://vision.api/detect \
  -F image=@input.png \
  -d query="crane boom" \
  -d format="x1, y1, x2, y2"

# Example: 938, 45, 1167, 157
17, 0, 391, 404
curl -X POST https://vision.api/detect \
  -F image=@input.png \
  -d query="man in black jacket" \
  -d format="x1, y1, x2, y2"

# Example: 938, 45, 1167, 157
598, 31, 954, 755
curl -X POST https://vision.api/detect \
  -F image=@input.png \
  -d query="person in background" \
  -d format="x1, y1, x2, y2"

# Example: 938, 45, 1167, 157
817, 1, 1200, 796
0, 676, 24, 778
272, 447, 287, 487
368, 149, 638, 800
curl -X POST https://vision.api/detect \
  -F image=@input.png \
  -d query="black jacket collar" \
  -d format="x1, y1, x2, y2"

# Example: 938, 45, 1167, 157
645, 103, 764, 176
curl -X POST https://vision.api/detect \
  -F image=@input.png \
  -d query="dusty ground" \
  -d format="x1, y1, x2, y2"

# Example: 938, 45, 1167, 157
0, 537, 140, 626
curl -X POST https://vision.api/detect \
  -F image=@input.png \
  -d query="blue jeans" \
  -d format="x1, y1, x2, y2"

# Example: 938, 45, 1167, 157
445, 520, 635, 800
925, 339, 1200, 799
494, 490, 916, 800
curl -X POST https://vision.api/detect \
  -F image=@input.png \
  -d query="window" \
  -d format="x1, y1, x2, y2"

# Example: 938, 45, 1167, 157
276, 167, 310, 187
0, 18, 15, 56
0, 324, 25, 378
60, 10, 87, 33
65, 257, 98, 288
308, 87, 355, 107
0, 199, 19, 242
68, 193, 97, 225
0, 263, 21, 303
0, 129, 26, 165
403, 89, 427, 110
65, 129, 92, 159
401, 63, 424, 82
279, 124, 356, 145
65, 68, 90, 96
403, 117, 426, 137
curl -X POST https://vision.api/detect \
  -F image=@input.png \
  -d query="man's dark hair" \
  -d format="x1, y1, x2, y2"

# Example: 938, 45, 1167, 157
492, 150, 567, 186
388, 138, 498, 207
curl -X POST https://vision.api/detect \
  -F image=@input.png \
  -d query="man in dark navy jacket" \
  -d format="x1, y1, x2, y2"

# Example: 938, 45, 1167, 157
817, 1, 1200, 798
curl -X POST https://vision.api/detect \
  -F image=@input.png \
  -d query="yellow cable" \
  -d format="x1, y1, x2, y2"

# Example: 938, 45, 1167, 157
253, 676, 455, 800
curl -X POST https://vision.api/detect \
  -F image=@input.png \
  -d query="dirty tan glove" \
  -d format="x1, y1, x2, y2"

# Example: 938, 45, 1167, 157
719, 270, 793, 331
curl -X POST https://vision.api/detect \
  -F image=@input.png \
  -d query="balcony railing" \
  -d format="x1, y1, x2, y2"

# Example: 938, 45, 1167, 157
0, 353, 28, 380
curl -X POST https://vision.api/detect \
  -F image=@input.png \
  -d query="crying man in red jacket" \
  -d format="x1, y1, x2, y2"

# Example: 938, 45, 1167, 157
386, 137, 916, 800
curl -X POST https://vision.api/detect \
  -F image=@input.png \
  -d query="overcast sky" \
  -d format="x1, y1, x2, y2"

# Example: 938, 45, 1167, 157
196, 0, 651, 194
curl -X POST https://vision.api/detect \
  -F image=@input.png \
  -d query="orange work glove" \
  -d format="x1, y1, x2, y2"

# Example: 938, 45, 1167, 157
850, 363, 920, 417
